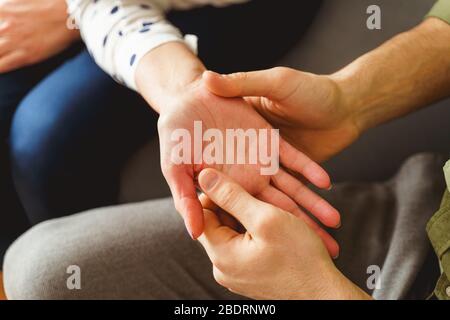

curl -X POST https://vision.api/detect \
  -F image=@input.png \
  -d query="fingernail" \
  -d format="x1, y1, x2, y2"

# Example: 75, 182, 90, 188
335, 221, 342, 229
327, 184, 333, 191
333, 253, 340, 260
201, 170, 219, 191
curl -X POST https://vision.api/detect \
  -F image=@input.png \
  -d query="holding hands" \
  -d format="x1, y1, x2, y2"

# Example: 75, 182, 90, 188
137, 43, 341, 256
157, 82, 341, 256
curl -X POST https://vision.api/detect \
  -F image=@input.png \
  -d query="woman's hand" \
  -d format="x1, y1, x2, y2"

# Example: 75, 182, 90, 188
0, 0, 79, 73
198, 168, 371, 300
203, 68, 360, 163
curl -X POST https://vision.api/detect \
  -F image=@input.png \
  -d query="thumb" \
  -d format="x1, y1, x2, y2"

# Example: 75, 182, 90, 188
198, 168, 273, 235
203, 68, 293, 100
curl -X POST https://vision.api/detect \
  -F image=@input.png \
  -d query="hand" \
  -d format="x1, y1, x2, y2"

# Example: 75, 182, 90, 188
0, 0, 79, 73
198, 168, 371, 300
158, 82, 341, 257
203, 68, 360, 163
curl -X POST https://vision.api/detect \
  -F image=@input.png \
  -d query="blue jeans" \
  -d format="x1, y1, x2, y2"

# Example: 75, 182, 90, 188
0, 0, 322, 262
0, 46, 157, 259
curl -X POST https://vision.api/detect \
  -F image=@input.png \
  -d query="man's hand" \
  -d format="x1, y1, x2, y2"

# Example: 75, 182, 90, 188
203, 68, 360, 163
204, 18, 450, 164
0, 0, 79, 73
197, 168, 371, 300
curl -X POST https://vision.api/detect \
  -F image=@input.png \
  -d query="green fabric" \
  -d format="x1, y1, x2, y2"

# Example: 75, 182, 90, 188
427, 0, 450, 24
425, 0, 450, 299
434, 273, 450, 300
427, 164, 450, 300
445, 160, 450, 192
427, 190, 450, 258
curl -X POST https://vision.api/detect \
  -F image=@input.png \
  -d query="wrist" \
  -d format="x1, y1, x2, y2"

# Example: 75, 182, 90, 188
330, 66, 372, 136
135, 42, 205, 113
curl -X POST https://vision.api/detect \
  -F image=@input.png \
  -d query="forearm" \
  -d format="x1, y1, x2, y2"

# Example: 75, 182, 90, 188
333, 17, 450, 133
135, 42, 206, 113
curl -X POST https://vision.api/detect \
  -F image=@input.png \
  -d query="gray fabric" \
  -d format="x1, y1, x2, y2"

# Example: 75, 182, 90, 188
3, 199, 239, 300
326, 153, 446, 299
3, 153, 446, 300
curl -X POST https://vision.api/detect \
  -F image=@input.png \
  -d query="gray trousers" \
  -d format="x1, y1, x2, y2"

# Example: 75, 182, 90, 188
2, 154, 446, 300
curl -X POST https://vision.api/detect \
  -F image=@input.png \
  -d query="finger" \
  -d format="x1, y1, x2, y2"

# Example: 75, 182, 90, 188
258, 186, 340, 258
279, 138, 332, 189
203, 68, 296, 100
198, 210, 242, 269
164, 164, 204, 239
272, 169, 340, 228
0, 38, 11, 57
0, 50, 27, 73
199, 193, 241, 231
199, 193, 218, 212
198, 168, 271, 234
257, 185, 303, 219
198, 209, 240, 251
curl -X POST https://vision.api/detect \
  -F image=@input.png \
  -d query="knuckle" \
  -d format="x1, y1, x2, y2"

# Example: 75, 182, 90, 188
217, 183, 240, 210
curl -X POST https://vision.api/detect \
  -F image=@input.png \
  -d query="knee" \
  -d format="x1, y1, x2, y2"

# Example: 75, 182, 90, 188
10, 111, 51, 178
2, 221, 78, 300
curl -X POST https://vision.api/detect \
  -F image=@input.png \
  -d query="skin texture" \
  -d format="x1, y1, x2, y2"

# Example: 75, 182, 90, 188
198, 17, 450, 299
0, 0, 79, 73
135, 42, 340, 255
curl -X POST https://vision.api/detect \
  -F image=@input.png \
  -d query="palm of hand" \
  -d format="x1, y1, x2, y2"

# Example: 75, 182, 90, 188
158, 85, 340, 256
159, 87, 274, 199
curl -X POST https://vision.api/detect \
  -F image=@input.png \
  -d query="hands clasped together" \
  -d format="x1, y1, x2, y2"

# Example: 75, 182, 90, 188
158, 76, 341, 255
